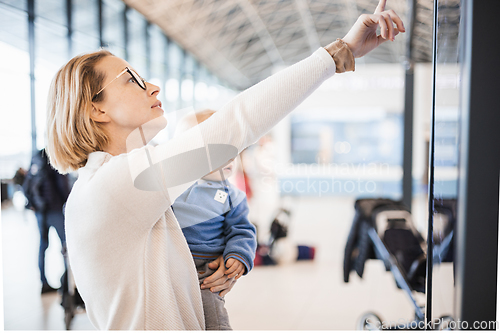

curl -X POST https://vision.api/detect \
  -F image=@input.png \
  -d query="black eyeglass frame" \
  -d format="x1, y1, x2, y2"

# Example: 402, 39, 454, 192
92, 67, 146, 101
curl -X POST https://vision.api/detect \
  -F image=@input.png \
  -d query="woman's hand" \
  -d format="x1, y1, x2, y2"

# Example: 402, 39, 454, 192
341, 0, 406, 58
200, 256, 237, 297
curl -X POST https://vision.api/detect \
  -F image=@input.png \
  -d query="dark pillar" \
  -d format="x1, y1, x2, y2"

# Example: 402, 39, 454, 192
123, 5, 129, 60
28, 0, 36, 154
402, 0, 416, 212
454, 0, 500, 328
178, 49, 186, 110
66, 0, 73, 57
145, 21, 151, 80
164, 36, 170, 113
98, 0, 103, 48
193, 59, 199, 107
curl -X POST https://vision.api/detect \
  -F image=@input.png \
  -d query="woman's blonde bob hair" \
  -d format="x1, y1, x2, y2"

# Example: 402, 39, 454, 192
46, 50, 113, 174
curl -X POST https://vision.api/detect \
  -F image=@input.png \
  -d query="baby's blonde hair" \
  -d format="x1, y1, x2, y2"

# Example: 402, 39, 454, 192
46, 50, 113, 174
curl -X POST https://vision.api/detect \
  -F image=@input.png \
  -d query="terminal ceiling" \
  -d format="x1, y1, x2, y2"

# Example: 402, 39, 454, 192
123, 0, 460, 90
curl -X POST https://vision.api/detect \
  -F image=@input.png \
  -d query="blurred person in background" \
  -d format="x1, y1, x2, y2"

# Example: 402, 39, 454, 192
242, 134, 280, 243
22, 148, 70, 294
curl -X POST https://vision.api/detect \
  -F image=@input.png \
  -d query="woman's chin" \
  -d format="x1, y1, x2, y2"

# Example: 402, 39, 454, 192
147, 115, 168, 132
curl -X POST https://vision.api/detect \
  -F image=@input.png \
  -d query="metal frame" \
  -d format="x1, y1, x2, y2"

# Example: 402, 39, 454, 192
368, 228, 425, 322
425, 0, 439, 325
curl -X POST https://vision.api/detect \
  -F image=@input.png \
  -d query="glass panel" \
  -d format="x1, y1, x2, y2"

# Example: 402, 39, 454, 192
184, 53, 194, 76
0, 0, 26, 12
72, 30, 100, 56
102, 0, 126, 58
0, 3, 29, 52
289, 111, 402, 197
35, 17, 68, 66
35, 17, 69, 150
73, 0, 98, 39
36, 0, 65, 26
149, 24, 166, 102
169, 41, 183, 73
166, 42, 183, 109
126, 8, 147, 77
0, 8, 31, 178
72, 0, 99, 56
430, 0, 461, 326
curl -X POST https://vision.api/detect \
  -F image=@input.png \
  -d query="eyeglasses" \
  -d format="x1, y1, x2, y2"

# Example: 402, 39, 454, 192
92, 67, 146, 101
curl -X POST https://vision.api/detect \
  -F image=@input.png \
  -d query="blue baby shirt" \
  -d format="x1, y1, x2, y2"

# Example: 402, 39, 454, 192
172, 179, 256, 274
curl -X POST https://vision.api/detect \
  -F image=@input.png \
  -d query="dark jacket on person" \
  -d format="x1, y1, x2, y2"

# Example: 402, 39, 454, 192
22, 149, 70, 212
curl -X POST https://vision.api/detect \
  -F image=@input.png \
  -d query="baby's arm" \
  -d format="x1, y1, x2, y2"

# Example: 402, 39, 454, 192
222, 195, 257, 278
225, 258, 246, 280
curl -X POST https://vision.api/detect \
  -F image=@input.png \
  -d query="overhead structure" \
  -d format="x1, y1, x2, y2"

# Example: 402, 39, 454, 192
123, 0, 459, 90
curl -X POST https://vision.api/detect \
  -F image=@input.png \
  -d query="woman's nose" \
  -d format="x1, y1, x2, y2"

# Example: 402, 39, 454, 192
147, 82, 160, 96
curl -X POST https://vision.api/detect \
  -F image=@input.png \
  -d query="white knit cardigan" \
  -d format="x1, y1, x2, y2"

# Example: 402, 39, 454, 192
64, 47, 337, 330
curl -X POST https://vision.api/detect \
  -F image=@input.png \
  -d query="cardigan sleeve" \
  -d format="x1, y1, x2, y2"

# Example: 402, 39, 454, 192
125, 47, 336, 206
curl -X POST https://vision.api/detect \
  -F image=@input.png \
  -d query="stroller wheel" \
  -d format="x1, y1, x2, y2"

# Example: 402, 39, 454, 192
357, 312, 383, 330
436, 315, 454, 330
64, 295, 75, 330
64, 310, 74, 330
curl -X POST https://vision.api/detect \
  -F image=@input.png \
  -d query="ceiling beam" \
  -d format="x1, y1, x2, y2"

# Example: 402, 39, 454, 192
293, 0, 321, 52
235, 0, 285, 67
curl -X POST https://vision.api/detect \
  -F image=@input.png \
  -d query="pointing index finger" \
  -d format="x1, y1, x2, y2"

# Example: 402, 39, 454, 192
374, 0, 387, 13
387, 10, 406, 32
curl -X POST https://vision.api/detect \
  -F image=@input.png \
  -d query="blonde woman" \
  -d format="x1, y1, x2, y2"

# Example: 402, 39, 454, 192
46, 0, 404, 329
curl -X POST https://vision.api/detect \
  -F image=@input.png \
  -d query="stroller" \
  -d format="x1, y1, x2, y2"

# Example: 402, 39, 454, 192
254, 206, 316, 266
344, 198, 427, 330
254, 208, 292, 266
432, 199, 456, 265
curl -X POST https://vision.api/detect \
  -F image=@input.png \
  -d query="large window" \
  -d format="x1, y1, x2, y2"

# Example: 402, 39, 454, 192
102, 0, 126, 58
35, 17, 68, 149
428, 0, 461, 323
35, 0, 65, 26
0, 4, 31, 178
0, 0, 235, 182
126, 8, 147, 76
149, 24, 166, 102
72, 0, 99, 56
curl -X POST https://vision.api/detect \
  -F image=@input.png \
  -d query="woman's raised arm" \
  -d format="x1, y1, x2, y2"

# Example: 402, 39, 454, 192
125, 0, 405, 205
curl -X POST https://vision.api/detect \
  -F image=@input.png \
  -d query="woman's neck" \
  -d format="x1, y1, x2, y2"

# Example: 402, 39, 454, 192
104, 144, 127, 156
102, 127, 130, 156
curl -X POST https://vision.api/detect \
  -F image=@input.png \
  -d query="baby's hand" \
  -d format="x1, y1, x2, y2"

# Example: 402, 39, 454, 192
225, 258, 245, 280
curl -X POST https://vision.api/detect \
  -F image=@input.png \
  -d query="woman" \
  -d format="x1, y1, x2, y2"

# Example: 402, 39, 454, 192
46, 0, 404, 329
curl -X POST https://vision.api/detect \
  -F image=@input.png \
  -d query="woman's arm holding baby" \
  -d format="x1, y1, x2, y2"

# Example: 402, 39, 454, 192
201, 256, 237, 297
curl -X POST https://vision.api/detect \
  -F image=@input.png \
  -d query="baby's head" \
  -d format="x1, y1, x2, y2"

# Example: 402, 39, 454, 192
176, 109, 235, 182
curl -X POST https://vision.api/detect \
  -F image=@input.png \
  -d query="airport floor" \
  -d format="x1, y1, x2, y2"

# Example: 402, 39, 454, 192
1, 195, 453, 330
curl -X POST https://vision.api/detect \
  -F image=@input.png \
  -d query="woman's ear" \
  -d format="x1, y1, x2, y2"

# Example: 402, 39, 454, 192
90, 104, 111, 123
